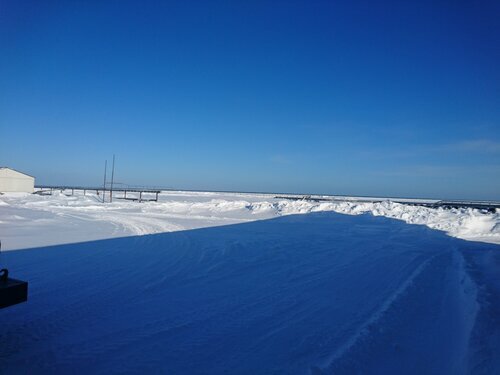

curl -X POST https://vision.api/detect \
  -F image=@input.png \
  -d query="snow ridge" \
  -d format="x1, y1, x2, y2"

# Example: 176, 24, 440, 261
0, 191, 498, 251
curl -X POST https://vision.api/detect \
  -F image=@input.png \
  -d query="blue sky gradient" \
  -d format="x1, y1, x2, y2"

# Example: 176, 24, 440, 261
1, 1, 499, 199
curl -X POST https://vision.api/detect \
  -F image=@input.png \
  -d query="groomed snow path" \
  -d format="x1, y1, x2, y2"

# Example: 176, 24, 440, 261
1, 213, 499, 374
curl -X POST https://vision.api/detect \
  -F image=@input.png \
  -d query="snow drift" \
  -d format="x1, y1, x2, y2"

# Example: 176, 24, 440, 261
0, 190, 498, 251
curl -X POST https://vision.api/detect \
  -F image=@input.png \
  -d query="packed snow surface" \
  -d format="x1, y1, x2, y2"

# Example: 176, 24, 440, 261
1, 190, 499, 373
0, 190, 498, 250
2, 212, 500, 373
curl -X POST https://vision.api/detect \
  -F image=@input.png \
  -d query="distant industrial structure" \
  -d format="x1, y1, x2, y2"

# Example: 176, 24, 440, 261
35, 185, 161, 202
0, 167, 35, 193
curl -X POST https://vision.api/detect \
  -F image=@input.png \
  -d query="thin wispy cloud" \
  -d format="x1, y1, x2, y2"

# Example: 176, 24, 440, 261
358, 139, 500, 161
269, 154, 292, 164
372, 164, 500, 178
442, 140, 500, 154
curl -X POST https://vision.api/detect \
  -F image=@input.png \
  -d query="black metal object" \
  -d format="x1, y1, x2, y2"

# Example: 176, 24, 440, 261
0, 269, 28, 309
0, 241, 28, 309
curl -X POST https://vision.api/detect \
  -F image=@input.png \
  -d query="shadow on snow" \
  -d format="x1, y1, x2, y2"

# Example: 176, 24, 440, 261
1, 212, 499, 374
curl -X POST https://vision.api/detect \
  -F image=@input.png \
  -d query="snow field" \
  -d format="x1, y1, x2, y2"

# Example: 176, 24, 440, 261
1, 190, 499, 373
0, 190, 498, 250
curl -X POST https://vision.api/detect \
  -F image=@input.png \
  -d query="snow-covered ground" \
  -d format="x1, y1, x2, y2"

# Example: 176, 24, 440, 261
0, 207, 500, 374
1, 210, 499, 373
0, 190, 499, 251
1, 190, 499, 373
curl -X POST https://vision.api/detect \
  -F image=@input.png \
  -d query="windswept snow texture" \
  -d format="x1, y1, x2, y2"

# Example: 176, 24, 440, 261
1, 213, 499, 374
0, 190, 499, 251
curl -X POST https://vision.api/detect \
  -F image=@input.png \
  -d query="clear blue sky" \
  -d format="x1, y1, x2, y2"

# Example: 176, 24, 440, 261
1, 1, 499, 200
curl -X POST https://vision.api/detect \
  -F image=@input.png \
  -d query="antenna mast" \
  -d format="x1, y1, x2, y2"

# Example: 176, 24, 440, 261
110, 154, 115, 203
103, 160, 107, 203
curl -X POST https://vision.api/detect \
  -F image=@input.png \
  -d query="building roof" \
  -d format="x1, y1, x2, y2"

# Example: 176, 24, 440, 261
0, 167, 35, 179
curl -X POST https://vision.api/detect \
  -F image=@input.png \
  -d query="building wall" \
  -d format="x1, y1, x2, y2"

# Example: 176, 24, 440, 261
0, 168, 35, 193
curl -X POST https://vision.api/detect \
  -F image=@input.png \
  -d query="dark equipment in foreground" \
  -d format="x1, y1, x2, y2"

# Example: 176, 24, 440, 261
0, 241, 28, 309
0, 269, 28, 309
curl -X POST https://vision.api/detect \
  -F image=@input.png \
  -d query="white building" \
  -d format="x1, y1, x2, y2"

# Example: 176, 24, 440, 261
0, 167, 35, 193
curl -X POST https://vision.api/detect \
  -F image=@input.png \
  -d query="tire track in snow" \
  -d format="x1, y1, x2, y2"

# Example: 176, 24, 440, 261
317, 254, 438, 371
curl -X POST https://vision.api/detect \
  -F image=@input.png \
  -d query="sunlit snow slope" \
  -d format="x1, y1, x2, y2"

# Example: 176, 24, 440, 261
0, 190, 499, 251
